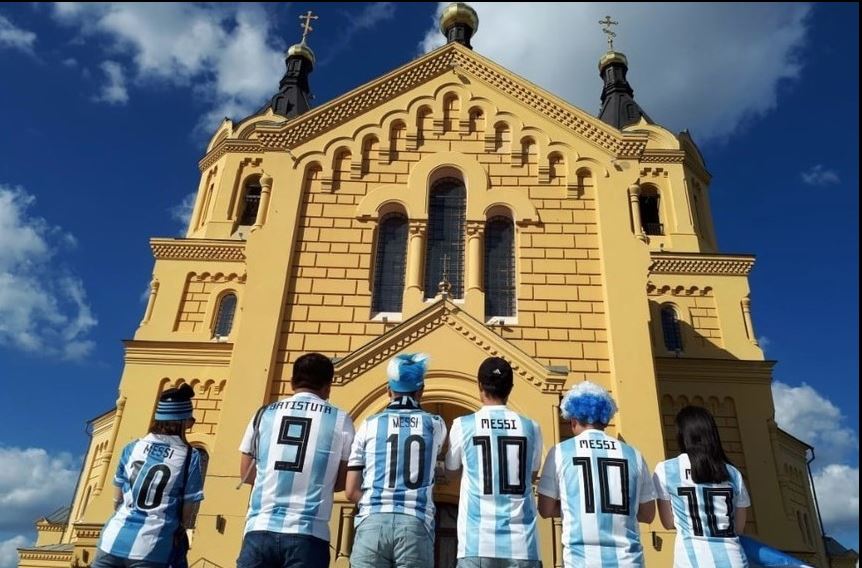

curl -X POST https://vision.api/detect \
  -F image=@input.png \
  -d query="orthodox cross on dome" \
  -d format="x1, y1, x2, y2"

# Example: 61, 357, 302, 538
438, 253, 452, 298
299, 10, 318, 43
598, 15, 618, 51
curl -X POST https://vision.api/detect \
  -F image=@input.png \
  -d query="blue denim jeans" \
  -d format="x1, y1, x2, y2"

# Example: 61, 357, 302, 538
92, 551, 167, 568
236, 531, 330, 568
457, 558, 543, 568
350, 513, 433, 568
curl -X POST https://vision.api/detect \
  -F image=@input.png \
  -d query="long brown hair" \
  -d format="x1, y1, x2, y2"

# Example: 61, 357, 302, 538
676, 406, 733, 484
149, 419, 190, 442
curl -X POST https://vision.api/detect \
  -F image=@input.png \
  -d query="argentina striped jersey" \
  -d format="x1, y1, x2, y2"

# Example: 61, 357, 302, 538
347, 396, 446, 532
538, 430, 656, 568
445, 406, 543, 560
239, 392, 355, 541
98, 434, 204, 562
653, 454, 751, 568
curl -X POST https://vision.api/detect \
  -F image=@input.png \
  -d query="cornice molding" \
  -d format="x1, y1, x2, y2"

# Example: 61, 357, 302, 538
17, 549, 73, 562
655, 357, 775, 385
123, 340, 234, 367
334, 299, 566, 394
649, 253, 755, 276
199, 43, 649, 171
151, 239, 246, 262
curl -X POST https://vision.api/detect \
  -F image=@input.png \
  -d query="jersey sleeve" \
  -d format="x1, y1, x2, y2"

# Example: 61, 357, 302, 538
531, 421, 543, 474
433, 415, 447, 454
113, 443, 132, 487
185, 448, 205, 502
340, 414, 356, 461
731, 466, 751, 508
238, 415, 256, 455
652, 462, 671, 501
537, 446, 560, 499
637, 454, 657, 503
347, 420, 368, 470
444, 418, 463, 471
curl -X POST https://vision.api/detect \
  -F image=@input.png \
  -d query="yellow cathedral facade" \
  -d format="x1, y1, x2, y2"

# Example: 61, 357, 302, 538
19, 5, 847, 568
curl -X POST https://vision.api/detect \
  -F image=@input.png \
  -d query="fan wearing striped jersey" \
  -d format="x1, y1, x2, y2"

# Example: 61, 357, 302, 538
538, 382, 656, 568
346, 353, 447, 568
94, 385, 204, 568
653, 406, 751, 568
237, 353, 355, 568
445, 357, 544, 568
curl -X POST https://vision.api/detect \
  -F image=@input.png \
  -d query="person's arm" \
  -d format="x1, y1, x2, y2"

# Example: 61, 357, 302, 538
443, 418, 462, 480
334, 461, 349, 493
657, 499, 675, 529
112, 486, 123, 510
637, 500, 656, 523
181, 503, 197, 528
239, 453, 256, 486
538, 494, 561, 518
345, 469, 363, 504
735, 507, 748, 534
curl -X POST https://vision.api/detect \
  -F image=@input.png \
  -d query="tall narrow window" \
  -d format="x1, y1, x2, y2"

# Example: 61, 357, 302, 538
661, 305, 683, 352
424, 178, 466, 299
639, 187, 662, 235
239, 179, 261, 225
214, 293, 237, 338
372, 213, 408, 313
484, 216, 516, 318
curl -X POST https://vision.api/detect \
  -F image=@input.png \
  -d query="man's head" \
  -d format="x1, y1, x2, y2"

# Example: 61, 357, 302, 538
387, 353, 429, 399
560, 381, 617, 431
477, 357, 514, 403
292, 352, 335, 396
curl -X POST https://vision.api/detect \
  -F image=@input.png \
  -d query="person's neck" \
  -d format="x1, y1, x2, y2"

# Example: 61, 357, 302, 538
293, 388, 323, 398
572, 422, 604, 436
479, 391, 506, 406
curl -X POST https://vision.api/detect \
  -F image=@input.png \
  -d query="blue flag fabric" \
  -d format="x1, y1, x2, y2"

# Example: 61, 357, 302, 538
740, 536, 814, 567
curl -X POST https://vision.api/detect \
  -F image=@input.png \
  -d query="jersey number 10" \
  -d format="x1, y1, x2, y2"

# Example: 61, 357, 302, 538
472, 435, 528, 495
572, 457, 631, 515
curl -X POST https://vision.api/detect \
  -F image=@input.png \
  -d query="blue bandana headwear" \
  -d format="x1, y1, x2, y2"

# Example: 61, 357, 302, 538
155, 384, 195, 421
387, 353, 430, 393
560, 381, 617, 426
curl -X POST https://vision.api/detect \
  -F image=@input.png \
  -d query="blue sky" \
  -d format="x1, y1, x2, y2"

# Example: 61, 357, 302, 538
0, 2, 858, 561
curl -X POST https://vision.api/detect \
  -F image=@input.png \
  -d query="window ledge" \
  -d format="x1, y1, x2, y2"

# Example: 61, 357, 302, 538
485, 316, 518, 326
371, 312, 403, 323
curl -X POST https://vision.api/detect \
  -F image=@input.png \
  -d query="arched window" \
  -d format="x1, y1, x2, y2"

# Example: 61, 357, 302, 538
213, 293, 237, 338
424, 178, 465, 299
372, 213, 408, 313
484, 216, 516, 318
661, 305, 683, 352
639, 186, 662, 235
238, 179, 261, 225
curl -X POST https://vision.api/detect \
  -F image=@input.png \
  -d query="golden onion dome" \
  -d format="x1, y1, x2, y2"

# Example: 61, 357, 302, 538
439, 3, 479, 35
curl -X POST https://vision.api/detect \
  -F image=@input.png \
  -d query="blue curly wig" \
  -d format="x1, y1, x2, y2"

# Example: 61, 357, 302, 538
560, 381, 618, 426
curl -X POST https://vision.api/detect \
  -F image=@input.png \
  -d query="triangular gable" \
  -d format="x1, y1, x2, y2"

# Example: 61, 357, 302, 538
201, 42, 649, 170
333, 299, 567, 394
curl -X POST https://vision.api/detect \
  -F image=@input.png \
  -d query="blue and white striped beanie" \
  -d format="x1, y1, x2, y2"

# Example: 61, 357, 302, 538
560, 381, 618, 426
387, 353, 430, 393
155, 384, 195, 421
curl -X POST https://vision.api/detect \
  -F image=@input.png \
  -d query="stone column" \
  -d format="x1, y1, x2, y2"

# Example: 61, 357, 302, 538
628, 184, 648, 242
402, 221, 427, 315
253, 172, 273, 228
140, 279, 159, 325
741, 296, 758, 345
466, 221, 485, 293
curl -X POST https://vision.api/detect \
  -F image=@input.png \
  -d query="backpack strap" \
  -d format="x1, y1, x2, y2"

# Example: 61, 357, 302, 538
250, 403, 269, 460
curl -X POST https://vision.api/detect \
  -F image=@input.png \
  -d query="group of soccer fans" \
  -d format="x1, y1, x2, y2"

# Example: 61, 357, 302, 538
92, 351, 751, 568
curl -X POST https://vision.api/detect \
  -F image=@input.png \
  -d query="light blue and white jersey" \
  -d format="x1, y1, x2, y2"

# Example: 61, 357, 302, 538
653, 454, 751, 568
98, 434, 204, 563
537, 430, 655, 568
239, 392, 354, 541
445, 406, 543, 560
347, 396, 446, 533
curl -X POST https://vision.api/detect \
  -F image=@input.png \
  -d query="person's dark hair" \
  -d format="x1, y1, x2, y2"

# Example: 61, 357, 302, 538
477, 357, 514, 401
292, 352, 335, 392
149, 419, 190, 441
676, 405, 732, 484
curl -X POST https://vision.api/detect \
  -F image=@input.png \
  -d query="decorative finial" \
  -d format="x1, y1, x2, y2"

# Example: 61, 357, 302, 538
299, 10, 318, 44
598, 15, 618, 51
439, 3, 479, 49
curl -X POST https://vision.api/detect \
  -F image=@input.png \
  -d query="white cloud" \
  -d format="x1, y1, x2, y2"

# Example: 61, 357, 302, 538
94, 60, 128, 105
813, 465, 859, 533
319, 3, 396, 65
62, 57, 78, 67
773, 381, 858, 466
51, 3, 284, 130
758, 336, 771, 349
801, 164, 841, 186
0, 185, 97, 359
421, 3, 811, 143
169, 192, 197, 231
0, 535, 29, 568
0, 14, 36, 54
0, 447, 80, 533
